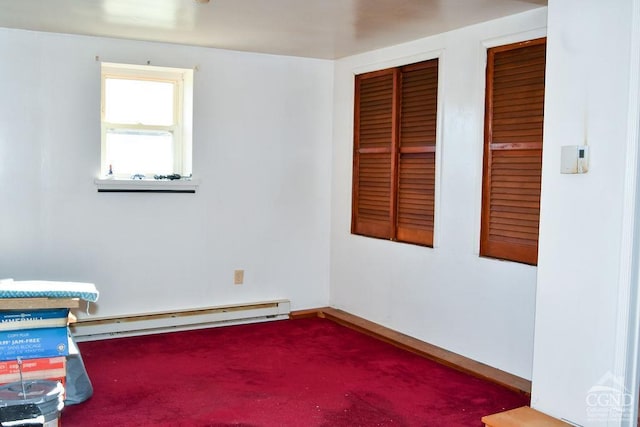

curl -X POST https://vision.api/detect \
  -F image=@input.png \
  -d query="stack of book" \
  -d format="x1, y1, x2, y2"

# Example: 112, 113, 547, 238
0, 308, 71, 388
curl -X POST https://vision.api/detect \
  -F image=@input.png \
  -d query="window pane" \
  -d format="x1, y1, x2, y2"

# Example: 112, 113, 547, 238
105, 129, 174, 175
105, 78, 174, 126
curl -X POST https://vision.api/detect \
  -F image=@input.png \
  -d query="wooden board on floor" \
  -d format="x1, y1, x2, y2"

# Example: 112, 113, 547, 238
482, 406, 570, 426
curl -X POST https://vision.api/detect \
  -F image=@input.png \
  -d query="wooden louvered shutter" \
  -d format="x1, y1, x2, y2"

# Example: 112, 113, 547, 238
396, 60, 438, 246
352, 69, 397, 239
480, 38, 546, 265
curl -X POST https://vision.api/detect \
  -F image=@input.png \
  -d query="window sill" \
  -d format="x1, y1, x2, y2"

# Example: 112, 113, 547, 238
94, 178, 200, 193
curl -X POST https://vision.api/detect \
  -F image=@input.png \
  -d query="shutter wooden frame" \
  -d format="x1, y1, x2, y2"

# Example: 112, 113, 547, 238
352, 59, 438, 247
396, 60, 438, 246
480, 38, 546, 265
352, 68, 398, 240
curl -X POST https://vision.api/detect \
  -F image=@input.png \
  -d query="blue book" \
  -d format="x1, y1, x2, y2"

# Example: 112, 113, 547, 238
0, 309, 69, 331
0, 327, 70, 361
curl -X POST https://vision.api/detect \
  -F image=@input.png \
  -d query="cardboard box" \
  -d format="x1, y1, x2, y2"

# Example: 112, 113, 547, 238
0, 356, 66, 386
0, 327, 70, 361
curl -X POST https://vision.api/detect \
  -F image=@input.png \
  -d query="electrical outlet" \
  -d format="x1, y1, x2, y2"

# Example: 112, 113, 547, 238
234, 269, 244, 285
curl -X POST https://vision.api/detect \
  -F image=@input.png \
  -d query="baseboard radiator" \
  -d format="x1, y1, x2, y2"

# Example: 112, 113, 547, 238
70, 299, 291, 342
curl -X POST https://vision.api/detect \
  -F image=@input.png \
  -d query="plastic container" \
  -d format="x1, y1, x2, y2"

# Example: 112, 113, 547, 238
0, 380, 64, 427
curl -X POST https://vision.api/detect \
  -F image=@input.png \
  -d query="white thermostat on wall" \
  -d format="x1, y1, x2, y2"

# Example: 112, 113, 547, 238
561, 145, 589, 174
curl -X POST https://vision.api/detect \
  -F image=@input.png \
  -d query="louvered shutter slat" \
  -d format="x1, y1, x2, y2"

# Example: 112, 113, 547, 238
488, 149, 542, 243
397, 153, 435, 236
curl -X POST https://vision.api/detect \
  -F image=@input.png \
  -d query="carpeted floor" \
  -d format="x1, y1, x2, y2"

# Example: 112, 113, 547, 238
62, 317, 528, 426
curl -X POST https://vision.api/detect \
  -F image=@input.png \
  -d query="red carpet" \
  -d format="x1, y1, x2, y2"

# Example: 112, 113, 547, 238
62, 317, 528, 426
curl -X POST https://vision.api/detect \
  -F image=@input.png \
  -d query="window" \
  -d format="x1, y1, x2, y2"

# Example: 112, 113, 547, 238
100, 63, 193, 179
480, 38, 546, 265
352, 59, 438, 247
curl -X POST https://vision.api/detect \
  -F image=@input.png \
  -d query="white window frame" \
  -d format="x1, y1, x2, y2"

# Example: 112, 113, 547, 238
99, 62, 193, 180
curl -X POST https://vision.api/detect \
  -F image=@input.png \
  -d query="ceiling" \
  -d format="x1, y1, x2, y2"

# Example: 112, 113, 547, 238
0, 0, 547, 59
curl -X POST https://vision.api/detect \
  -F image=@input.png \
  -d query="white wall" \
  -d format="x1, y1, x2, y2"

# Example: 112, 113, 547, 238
531, 0, 638, 425
330, 9, 547, 380
0, 28, 334, 318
